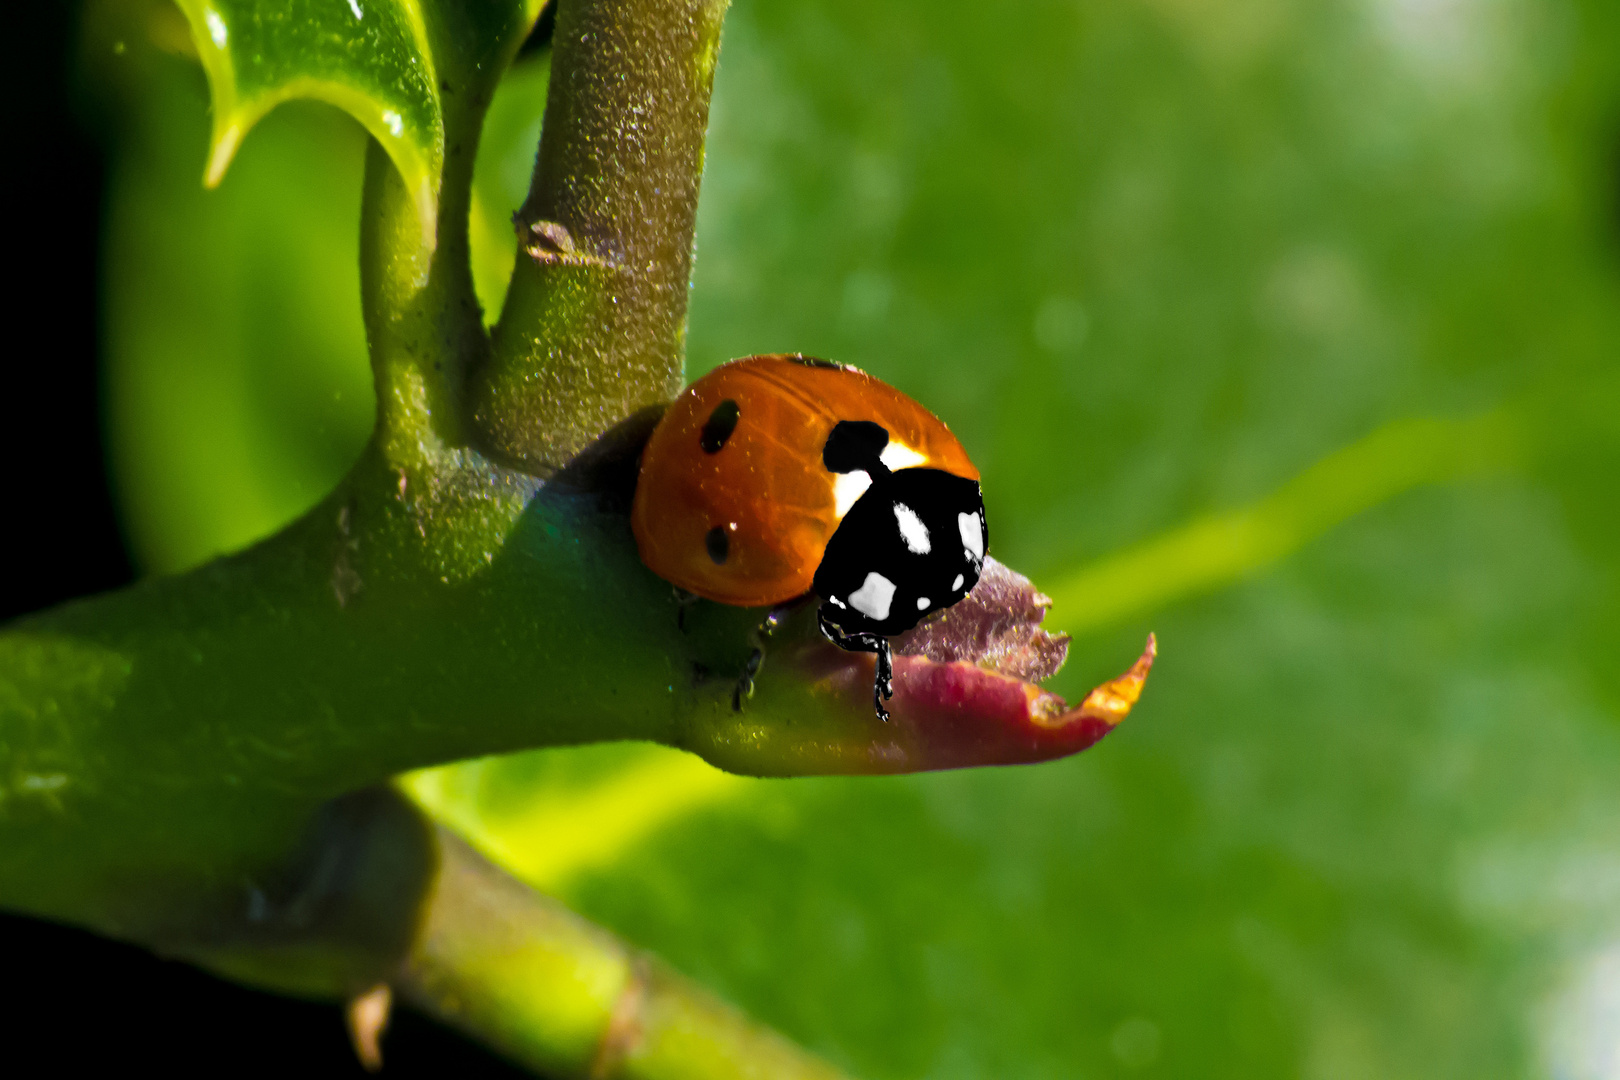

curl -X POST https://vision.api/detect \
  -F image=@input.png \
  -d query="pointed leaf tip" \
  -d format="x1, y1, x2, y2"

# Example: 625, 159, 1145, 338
175, 0, 443, 245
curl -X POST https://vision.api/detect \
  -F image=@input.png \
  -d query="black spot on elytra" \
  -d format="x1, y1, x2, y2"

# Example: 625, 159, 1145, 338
786, 355, 844, 369
705, 526, 729, 564
701, 399, 740, 453
823, 420, 890, 474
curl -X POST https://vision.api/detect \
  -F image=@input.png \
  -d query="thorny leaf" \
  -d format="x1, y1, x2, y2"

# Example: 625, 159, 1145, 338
171, 0, 541, 244
92, 0, 1620, 1071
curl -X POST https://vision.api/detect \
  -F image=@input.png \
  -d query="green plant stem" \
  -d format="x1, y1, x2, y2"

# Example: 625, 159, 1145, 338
403, 824, 850, 1079
361, 1, 531, 463
0, 0, 839, 998
475, 0, 731, 471
0, 1, 1045, 1069
0, 474, 688, 983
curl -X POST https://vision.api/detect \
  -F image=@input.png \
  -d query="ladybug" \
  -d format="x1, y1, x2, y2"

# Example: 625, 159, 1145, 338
632, 354, 988, 720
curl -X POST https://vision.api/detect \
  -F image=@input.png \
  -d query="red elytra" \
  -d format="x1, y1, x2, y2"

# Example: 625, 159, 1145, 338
631, 354, 979, 608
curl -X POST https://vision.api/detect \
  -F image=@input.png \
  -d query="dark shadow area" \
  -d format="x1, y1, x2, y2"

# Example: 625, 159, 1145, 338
519, 0, 558, 59
547, 402, 665, 506
1, 911, 534, 1078
1, 3, 131, 617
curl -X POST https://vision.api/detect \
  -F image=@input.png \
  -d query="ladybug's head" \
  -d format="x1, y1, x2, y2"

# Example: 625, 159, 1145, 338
813, 459, 987, 639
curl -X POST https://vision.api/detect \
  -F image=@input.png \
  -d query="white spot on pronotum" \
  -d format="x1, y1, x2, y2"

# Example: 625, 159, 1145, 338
916, 596, 930, 610
347, 0, 364, 18
848, 572, 896, 621
894, 503, 931, 554
205, 9, 228, 47
834, 470, 872, 518
959, 511, 984, 560
382, 110, 403, 138
880, 442, 927, 471
952, 573, 965, 591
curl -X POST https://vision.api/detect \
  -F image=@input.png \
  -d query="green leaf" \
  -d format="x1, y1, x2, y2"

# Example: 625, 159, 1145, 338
101, 25, 550, 573
103, 0, 1620, 1075
426, 0, 1620, 1073
172, 0, 443, 243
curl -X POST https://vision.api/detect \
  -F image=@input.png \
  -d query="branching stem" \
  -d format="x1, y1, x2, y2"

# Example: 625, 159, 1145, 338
477, 0, 730, 471
403, 825, 848, 1079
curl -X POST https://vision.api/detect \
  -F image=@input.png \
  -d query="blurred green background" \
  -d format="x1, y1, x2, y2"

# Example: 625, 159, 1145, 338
96, 0, 1620, 1075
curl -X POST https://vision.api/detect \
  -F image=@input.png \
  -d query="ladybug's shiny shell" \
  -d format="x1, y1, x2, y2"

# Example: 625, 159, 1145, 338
632, 354, 979, 608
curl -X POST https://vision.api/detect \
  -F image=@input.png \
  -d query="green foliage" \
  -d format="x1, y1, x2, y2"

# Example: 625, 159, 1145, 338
175, 0, 437, 217
94, 0, 1620, 1076
101, 0, 546, 572
171, 0, 543, 243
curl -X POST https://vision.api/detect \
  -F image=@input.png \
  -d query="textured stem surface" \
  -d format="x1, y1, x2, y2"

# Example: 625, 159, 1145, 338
475, 0, 730, 471
402, 828, 850, 1080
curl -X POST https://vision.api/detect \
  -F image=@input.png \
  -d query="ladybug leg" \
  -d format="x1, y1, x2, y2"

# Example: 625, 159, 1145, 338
815, 610, 895, 722
874, 638, 894, 719
673, 587, 700, 633
732, 604, 796, 712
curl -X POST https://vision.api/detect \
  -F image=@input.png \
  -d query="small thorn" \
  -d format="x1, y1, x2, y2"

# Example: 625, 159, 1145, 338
346, 983, 392, 1072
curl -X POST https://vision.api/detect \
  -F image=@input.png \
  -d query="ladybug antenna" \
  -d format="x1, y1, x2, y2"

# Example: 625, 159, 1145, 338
823, 420, 892, 478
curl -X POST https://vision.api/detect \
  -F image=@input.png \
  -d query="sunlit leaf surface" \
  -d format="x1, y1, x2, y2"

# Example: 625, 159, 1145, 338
105, 0, 1620, 1074
172, 0, 442, 239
